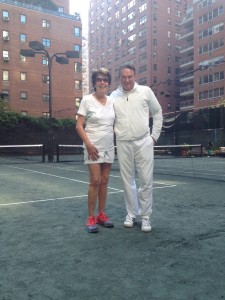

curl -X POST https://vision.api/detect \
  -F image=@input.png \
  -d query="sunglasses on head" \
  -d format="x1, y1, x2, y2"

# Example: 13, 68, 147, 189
96, 77, 109, 83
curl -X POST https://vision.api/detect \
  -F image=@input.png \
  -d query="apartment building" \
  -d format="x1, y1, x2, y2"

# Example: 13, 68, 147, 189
88, 0, 190, 115
1, 0, 82, 119
180, 0, 225, 112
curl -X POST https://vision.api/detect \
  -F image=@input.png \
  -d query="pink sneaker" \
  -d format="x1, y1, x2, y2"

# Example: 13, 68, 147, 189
96, 212, 114, 228
86, 216, 98, 233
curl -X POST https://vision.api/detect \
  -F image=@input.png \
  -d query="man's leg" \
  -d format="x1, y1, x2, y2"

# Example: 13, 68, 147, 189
116, 140, 139, 218
134, 136, 154, 218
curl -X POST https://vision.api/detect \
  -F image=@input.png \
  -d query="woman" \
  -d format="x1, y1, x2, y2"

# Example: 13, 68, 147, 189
76, 68, 115, 233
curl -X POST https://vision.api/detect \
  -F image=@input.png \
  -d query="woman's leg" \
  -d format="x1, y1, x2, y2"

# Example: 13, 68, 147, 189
98, 163, 112, 213
87, 163, 101, 216
96, 163, 114, 227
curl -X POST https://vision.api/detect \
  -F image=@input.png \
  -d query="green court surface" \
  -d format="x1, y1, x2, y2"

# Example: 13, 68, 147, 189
0, 161, 224, 300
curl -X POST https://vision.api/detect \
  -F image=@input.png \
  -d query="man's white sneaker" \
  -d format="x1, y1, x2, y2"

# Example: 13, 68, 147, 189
141, 218, 152, 232
124, 215, 135, 228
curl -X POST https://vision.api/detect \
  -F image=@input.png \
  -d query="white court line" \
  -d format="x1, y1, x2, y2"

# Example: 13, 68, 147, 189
0, 185, 175, 207
6, 165, 120, 191
37, 164, 121, 178
0, 190, 123, 206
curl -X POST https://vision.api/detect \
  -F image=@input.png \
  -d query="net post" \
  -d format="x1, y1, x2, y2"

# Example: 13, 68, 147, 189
42, 144, 45, 162
56, 144, 59, 162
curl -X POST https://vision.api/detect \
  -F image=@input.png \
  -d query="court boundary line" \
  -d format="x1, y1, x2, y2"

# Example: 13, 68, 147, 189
0, 190, 123, 207
0, 184, 176, 207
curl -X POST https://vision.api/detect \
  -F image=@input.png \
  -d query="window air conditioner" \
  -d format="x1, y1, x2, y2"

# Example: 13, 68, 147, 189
3, 36, 9, 41
3, 56, 9, 61
3, 16, 9, 21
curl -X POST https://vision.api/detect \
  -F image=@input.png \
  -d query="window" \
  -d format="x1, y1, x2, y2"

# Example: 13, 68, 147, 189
42, 94, 49, 102
139, 28, 147, 38
139, 3, 147, 13
20, 91, 27, 100
20, 72, 27, 81
74, 44, 81, 54
42, 38, 51, 48
20, 54, 27, 62
20, 14, 26, 23
75, 97, 81, 108
1, 90, 9, 101
139, 40, 147, 49
128, 11, 135, 20
75, 80, 82, 90
42, 19, 51, 28
74, 62, 82, 72
3, 70, 9, 81
42, 75, 49, 84
20, 33, 27, 43
74, 27, 81, 37
153, 64, 157, 71
153, 51, 157, 59
175, 9, 181, 17
140, 15, 147, 25
21, 111, 27, 116
139, 78, 147, 85
3, 10, 9, 20
128, 0, 136, 10
58, 7, 64, 13
139, 65, 147, 73
3, 30, 9, 40
128, 22, 136, 32
3, 50, 9, 60
128, 46, 136, 55
42, 56, 48, 65
114, 11, 119, 19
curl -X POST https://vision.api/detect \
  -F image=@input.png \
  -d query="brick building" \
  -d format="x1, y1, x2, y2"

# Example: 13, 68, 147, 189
1, 0, 82, 119
180, 0, 225, 112
88, 0, 190, 115
88, 0, 225, 119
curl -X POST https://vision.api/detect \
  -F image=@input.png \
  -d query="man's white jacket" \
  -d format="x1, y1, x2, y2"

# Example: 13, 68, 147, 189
110, 83, 163, 142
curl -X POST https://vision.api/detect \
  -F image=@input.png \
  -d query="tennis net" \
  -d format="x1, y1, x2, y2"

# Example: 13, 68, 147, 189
56, 144, 84, 163
0, 144, 45, 164
56, 144, 225, 182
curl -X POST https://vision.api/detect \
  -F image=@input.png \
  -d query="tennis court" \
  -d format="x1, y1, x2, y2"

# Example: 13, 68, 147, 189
0, 155, 225, 299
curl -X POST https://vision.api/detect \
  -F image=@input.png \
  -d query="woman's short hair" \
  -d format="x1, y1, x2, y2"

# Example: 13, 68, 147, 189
91, 68, 112, 88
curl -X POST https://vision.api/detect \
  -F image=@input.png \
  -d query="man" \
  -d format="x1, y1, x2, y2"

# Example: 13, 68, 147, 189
110, 64, 163, 232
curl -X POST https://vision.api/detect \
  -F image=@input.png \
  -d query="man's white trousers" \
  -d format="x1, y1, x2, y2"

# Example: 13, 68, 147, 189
116, 135, 154, 218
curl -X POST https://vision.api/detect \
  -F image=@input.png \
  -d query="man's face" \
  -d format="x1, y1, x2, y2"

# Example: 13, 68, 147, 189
120, 68, 135, 91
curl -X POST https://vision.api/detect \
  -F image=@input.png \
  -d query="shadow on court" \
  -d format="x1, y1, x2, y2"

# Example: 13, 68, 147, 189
0, 161, 224, 300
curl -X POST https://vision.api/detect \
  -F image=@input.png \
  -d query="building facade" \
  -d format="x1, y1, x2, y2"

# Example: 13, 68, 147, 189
1, 0, 82, 119
88, 0, 190, 114
88, 0, 224, 119
180, 0, 225, 112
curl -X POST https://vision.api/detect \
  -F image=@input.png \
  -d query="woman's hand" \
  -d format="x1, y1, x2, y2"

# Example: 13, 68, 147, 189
86, 143, 99, 161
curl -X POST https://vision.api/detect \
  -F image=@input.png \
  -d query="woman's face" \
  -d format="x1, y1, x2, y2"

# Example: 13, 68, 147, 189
95, 73, 109, 93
